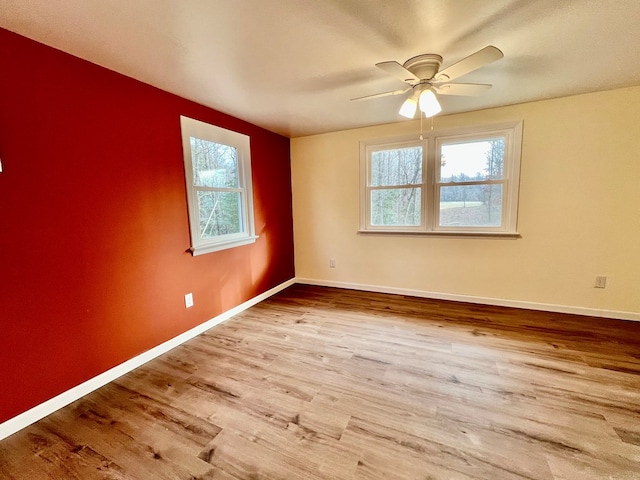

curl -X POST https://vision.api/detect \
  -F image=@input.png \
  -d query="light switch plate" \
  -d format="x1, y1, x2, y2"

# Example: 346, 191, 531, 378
185, 293, 194, 308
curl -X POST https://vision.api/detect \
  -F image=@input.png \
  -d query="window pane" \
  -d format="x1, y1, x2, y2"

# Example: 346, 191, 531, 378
371, 188, 421, 226
439, 184, 503, 227
371, 146, 422, 187
197, 191, 243, 238
440, 138, 504, 182
190, 137, 239, 188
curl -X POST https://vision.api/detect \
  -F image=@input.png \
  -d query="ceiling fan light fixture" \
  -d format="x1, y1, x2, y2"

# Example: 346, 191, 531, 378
418, 89, 442, 117
358, 46, 502, 121
399, 97, 418, 119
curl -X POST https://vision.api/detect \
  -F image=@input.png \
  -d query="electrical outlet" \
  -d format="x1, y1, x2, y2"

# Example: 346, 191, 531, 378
594, 276, 607, 289
185, 292, 194, 308
329, 258, 336, 268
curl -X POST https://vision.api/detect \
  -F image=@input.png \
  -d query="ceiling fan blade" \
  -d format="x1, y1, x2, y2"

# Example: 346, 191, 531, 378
433, 83, 492, 96
351, 87, 411, 101
375, 61, 419, 83
434, 46, 503, 82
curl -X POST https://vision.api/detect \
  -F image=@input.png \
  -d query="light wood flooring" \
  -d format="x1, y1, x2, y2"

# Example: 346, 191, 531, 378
1, 284, 640, 479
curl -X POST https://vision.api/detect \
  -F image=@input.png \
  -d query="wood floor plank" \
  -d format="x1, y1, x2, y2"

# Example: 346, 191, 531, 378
1, 284, 639, 479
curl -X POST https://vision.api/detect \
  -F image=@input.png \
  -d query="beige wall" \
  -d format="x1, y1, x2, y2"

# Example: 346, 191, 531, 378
291, 86, 640, 317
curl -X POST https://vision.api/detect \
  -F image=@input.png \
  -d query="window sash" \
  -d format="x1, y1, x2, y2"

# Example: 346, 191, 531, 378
194, 186, 245, 193
196, 190, 245, 239
434, 181, 506, 230
369, 183, 422, 190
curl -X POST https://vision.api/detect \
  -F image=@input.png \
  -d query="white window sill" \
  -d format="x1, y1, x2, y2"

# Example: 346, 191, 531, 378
357, 230, 520, 239
191, 235, 259, 256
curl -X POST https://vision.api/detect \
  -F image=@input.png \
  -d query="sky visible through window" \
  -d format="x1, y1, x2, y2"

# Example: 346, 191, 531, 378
440, 141, 492, 180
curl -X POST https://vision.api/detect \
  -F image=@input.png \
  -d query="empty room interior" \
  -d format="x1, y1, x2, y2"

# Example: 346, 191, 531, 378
1, 1, 640, 479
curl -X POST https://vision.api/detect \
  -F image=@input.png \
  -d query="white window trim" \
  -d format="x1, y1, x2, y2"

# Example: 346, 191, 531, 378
180, 115, 257, 255
359, 121, 523, 237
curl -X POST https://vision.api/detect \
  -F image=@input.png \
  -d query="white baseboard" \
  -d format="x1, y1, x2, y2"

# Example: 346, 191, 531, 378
0, 278, 296, 441
295, 277, 640, 322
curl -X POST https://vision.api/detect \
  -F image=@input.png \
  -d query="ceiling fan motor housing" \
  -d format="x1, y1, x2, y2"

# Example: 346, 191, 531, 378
403, 54, 443, 80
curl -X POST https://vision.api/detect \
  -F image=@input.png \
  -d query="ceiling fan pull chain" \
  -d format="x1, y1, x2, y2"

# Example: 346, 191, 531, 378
419, 112, 435, 140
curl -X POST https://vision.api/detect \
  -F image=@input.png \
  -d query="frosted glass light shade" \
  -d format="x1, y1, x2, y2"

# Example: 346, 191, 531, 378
399, 97, 417, 119
418, 89, 442, 117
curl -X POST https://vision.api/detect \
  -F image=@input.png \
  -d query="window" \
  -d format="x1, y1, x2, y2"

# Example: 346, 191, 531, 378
180, 116, 257, 255
360, 121, 522, 236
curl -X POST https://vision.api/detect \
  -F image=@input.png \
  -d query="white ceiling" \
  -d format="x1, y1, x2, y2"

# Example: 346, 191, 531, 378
2, 0, 640, 138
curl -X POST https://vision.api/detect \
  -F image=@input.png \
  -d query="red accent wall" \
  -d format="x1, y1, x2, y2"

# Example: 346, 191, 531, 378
0, 28, 294, 423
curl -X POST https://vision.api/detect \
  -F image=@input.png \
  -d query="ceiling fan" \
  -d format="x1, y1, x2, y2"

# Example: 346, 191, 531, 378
352, 46, 504, 119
